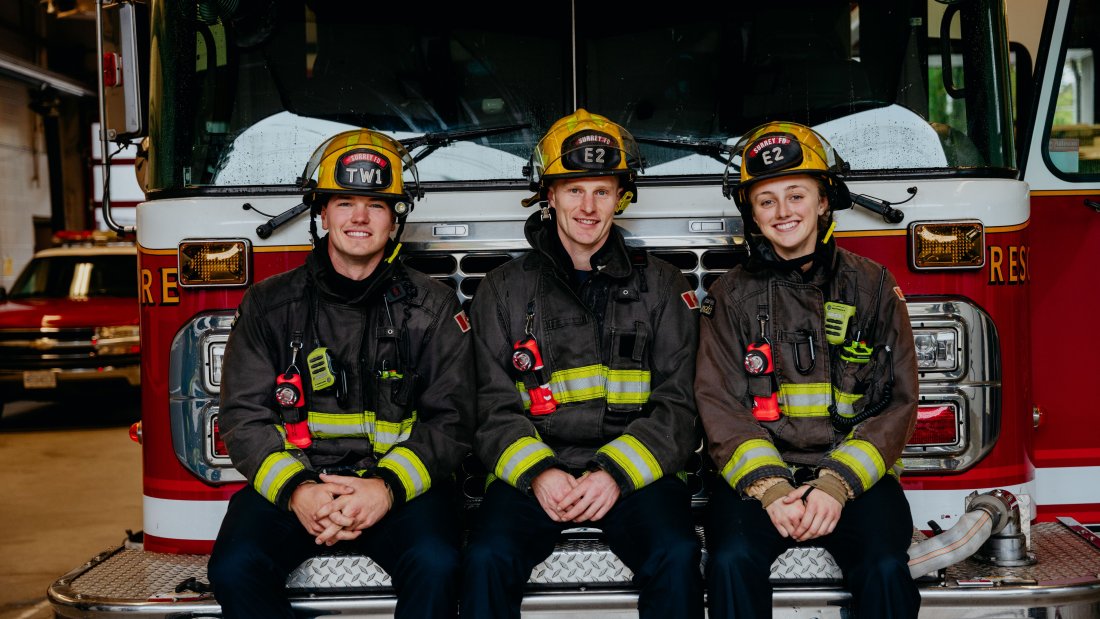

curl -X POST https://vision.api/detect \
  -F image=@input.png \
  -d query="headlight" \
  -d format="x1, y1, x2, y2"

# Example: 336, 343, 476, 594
203, 335, 228, 391
913, 328, 958, 371
93, 325, 140, 356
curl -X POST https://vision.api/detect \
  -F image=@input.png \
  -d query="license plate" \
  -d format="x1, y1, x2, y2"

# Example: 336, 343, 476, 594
23, 370, 57, 389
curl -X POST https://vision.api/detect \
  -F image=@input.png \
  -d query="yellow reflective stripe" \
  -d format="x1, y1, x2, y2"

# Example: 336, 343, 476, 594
308, 410, 371, 438
830, 439, 886, 492
515, 365, 651, 408
550, 365, 606, 403
720, 439, 786, 488
254, 451, 305, 503
374, 411, 417, 453
777, 382, 831, 417
889, 460, 904, 478
598, 434, 662, 489
495, 436, 554, 486
378, 446, 431, 500
607, 369, 650, 405
830, 388, 863, 418
305, 410, 416, 453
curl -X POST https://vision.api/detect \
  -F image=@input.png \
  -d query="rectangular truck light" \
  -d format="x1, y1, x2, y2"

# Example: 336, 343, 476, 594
179, 239, 250, 287
909, 403, 960, 446
910, 220, 984, 270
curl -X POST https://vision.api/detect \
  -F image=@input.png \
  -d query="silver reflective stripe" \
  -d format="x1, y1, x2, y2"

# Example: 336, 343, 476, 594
831, 441, 885, 491
496, 437, 553, 484
380, 447, 430, 499
599, 435, 661, 489
721, 440, 786, 487
255, 452, 304, 503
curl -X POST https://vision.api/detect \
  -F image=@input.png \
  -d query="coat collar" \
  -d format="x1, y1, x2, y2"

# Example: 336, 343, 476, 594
521, 209, 634, 280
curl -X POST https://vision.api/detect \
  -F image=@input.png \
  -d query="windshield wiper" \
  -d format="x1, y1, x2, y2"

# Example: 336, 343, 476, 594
848, 187, 916, 224
404, 122, 531, 163
635, 135, 734, 166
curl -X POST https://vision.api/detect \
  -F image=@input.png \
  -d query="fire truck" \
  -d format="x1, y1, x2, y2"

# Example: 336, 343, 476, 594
49, 0, 1100, 616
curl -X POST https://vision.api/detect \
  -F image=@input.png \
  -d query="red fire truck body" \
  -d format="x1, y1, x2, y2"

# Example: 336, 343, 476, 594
48, 0, 1100, 616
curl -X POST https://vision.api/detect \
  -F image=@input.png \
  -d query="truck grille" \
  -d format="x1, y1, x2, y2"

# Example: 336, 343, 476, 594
0, 328, 115, 369
402, 247, 749, 312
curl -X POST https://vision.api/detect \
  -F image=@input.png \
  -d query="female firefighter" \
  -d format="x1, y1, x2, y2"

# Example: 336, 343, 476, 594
695, 122, 920, 618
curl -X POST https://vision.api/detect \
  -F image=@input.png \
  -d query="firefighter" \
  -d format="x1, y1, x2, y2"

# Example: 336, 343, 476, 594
695, 122, 921, 618
208, 129, 475, 619
460, 109, 705, 618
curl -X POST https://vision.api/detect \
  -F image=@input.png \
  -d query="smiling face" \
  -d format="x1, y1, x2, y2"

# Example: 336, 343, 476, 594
320, 194, 396, 280
548, 176, 622, 269
749, 174, 829, 260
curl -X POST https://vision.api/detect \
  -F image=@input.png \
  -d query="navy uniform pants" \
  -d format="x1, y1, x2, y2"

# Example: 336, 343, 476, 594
209, 483, 461, 619
705, 474, 920, 618
460, 475, 704, 619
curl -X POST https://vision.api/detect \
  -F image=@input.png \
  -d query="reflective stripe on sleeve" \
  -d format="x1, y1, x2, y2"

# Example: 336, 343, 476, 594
829, 439, 887, 492
720, 438, 787, 488
889, 460, 904, 478
254, 451, 306, 503
495, 436, 554, 486
378, 446, 431, 500
597, 434, 662, 489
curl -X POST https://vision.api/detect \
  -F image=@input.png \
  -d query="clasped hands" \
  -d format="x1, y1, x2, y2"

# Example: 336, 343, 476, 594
765, 483, 842, 543
289, 473, 393, 546
531, 467, 620, 524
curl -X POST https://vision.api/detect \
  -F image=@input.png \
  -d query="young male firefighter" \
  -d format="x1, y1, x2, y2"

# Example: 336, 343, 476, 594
209, 129, 475, 619
695, 122, 920, 618
460, 109, 704, 618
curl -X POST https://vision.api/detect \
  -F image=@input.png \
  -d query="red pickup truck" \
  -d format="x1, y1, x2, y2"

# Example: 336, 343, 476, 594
0, 232, 140, 419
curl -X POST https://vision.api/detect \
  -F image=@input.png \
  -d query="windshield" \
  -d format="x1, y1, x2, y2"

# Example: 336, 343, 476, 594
9, 255, 138, 300
147, 0, 1015, 193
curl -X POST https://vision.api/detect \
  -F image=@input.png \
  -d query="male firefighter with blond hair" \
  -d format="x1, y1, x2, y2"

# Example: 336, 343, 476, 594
209, 129, 475, 618
461, 109, 704, 618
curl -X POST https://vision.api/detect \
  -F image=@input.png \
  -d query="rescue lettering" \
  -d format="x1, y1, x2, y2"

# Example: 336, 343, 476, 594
140, 269, 154, 304
139, 267, 182, 305
987, 245, 1028, 285
162, 267, 180, 304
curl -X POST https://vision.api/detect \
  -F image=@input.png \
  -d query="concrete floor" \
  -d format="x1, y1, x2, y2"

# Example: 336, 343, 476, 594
0, 398, 141, 619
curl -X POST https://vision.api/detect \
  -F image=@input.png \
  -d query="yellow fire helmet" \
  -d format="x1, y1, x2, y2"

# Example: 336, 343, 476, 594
299, 129, 421, 218
522, 109, 643, 214
724, 121, 851, 230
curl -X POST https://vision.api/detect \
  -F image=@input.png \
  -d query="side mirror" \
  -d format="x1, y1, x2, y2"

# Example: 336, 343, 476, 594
99, 1, 149, 140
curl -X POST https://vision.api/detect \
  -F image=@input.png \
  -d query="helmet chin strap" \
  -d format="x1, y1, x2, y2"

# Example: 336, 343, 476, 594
309, 207, 320, 246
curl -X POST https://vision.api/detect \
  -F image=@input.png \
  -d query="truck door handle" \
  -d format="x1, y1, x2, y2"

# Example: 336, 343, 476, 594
1085, 199, 1100, 213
